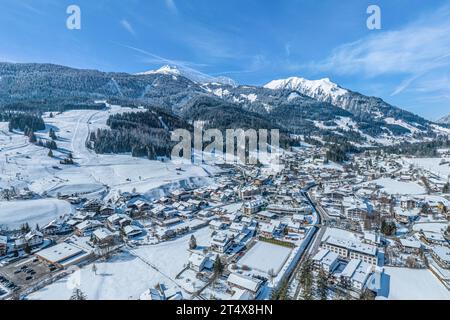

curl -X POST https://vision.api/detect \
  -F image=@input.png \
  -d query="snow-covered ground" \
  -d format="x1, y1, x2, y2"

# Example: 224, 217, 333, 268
406, 157, 450, 181
377, 267, 450, 300
362, 178, 426, 195
27, 227, 212, 300
237, 241, 292, 276
0, 105, 216, 228
0, 199, 74, 229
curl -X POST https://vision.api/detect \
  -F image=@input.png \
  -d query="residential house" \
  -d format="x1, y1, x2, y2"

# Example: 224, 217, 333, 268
14, 230, 44, 251
92, 228, 115, 246
227, 273, 263, 298
431, 246, 450, 269
123, 225, 143, 239
188, 253, 213, 272
210, 233, 234, 253
0, 236, 7, 256
75, 220, 102, 236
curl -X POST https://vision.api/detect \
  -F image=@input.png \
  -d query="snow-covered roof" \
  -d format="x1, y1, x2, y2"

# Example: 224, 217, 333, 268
188, 253, 209, 268
35, 242, 84, 263
422, 231, 446, 242
227, 273, 262, 293
313, 249, 329, 262
123, 225, 142, 236
340, 259, 362, 278
313, 249, 339, 267
25, 230, 43, 240
231, 288, 253, 300
432, 246, 450, 263
325, 236, 377, 256
93, 228, 114, 241
322, 251, 339, 267
351, 261, 373, 284
400, 238, 421, 249
230, 222, 246, 232
75, 219, 102, 231
259, 223, 276, 234
256, 211, 277, 219
0, 235, 7, 244
209, 220, 225, 228
140, 288, 164, 300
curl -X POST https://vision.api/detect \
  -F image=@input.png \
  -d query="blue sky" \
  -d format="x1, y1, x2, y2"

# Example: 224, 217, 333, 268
0, 0, 449, 120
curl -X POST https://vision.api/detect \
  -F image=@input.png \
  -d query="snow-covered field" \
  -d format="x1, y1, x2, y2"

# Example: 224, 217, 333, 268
237, 241, 292, 276
27, 227, 212, 300
0, 199, 74, 229
362, 178, 426, 195
377, 267, 450, 300
406, 157, 450, 180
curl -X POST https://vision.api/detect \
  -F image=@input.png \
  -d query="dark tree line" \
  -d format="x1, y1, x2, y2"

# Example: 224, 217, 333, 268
7, 113, 45, 132
88, 109, 190, 160
383, 137, 450, 157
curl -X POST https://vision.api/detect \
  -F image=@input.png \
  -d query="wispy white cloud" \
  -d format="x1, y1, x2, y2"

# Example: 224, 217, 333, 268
165, 0, 178, 14
310, 5, 450, 97
120, 19, 136, 37
113, 42, 208, 72
285, 43, 291, 57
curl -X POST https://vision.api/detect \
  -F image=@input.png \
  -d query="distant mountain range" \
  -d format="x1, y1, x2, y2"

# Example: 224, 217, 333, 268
0, 62, 448, 148
136, 65, 237, 87
438, 114, 450, 124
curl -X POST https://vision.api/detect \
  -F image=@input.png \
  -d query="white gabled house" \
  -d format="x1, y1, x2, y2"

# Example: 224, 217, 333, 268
14, 230, 44, 251
123, 225, 143, 239
227, 273, 263, 298
210, 232, 234, 253
75, 220, 102, 237
188, 253, 214, 272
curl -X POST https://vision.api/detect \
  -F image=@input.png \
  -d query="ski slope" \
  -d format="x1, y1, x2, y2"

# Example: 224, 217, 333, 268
0, 105, 216, 227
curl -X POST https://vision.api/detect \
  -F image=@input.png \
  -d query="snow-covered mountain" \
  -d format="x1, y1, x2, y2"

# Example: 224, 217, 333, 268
137, 65, 237, 87
1, 62, 448, 147
438, 114, 450, 124
263, 76, 435, 133
265, 77, 348, 106
137, 65, 182, 76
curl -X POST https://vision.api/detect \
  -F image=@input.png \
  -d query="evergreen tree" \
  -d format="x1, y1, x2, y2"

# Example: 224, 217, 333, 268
21, 223, 30, 234
28, 132, 37, 143
24, 243, 32, 255
48, 149, 54, 158
70, 288, 87, 300
46, 140, 57, 150
189, 235, 197, 250
49, 128, 57, 140
299, 258, 314, 300
316, 269, 328, 300
380, 220, 396, 236
443, 183, 449, 194
360, 289, 376, 300
213, 255, 224, 279
271, 279, 290, 300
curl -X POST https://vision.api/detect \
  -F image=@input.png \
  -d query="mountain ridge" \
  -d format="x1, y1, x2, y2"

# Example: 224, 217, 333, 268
0, 62, 447, 147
